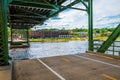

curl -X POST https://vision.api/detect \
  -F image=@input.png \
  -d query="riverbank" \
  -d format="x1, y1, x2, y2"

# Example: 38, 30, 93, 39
8, 36, 120, 43
29, 36, 120, 42
29, 37, 88, 42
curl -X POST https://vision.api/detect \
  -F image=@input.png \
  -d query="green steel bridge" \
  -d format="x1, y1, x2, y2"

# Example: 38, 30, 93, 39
0, 0, 120, 66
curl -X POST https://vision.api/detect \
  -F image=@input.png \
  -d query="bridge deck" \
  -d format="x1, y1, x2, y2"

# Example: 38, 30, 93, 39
12, 53, 120, 80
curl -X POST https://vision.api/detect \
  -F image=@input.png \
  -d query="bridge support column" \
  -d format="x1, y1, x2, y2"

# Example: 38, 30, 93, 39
0, 0, 9, 65
26, 28, 30, 45
10, 27, 13, 44
88, 0, 93, 51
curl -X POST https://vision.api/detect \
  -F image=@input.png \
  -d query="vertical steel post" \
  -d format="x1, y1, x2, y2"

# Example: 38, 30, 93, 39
26, 28, 29, 45
11, 27, 13, 44
88, 0, 93, 51
0, 0, 9, 65
113, 42, 114, 55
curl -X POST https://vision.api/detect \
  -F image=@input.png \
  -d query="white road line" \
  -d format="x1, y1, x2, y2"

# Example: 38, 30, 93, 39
74, 55, 120, 68
37, 58, 66, 80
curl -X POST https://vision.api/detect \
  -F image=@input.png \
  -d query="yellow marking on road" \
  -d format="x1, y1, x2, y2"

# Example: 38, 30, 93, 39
102, 74, 117, 80
61, 58, 70, 62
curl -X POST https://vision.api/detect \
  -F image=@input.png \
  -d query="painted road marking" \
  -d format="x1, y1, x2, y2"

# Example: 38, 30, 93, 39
102, 74, 117, 80
37, 58, 66, 80
74, 55, 120, 68
61, 58, 70, 62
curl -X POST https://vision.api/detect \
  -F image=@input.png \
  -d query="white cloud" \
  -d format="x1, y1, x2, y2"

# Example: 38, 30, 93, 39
40, 0, 120, 29
93, 0, 120, 27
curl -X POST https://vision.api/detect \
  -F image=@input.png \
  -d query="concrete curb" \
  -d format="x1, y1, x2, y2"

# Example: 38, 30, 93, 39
86, 51, 120, 60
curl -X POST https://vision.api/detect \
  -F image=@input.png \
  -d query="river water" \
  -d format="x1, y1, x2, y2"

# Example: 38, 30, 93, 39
9, 41, 88, 60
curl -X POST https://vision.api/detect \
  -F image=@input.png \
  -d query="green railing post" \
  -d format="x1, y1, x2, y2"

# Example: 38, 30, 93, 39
113, 42, 115, 55
88, 0, 93, 51
11, 27, 13, 44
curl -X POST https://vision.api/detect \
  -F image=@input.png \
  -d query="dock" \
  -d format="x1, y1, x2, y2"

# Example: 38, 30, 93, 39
12, 53, 120, 80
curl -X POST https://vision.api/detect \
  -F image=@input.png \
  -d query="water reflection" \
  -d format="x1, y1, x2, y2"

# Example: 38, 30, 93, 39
9, 41, 88, 60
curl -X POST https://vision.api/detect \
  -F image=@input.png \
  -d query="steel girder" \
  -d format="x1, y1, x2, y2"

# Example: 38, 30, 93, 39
88, 0, 93, 51
0, 0, 9, 65
97, 24, 120, 53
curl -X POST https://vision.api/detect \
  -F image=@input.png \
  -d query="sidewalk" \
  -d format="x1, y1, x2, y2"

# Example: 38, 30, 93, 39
0, 66, 11, 80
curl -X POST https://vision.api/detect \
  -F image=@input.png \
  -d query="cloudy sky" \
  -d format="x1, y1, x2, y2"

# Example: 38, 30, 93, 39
34, 0, 120, 29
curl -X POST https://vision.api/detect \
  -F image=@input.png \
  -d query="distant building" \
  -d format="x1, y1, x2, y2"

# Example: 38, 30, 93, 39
29, 30, 72, 38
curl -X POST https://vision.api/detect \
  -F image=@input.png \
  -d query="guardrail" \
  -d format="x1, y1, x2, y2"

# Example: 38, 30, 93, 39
94, 40, 120, 56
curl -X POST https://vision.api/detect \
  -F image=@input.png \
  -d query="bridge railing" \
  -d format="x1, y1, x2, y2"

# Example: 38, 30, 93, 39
94, 40, 120, 56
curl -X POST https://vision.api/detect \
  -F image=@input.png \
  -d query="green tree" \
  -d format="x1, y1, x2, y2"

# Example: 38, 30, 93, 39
7, 27, 11, 38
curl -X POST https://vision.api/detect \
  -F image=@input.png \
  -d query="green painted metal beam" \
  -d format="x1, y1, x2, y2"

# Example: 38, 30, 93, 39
10, 28, 13, 45
97, 24, 120, 53
81, 0, 88, 9
69, 7, 87, 11
88, 0, 93, 51
10, 0, 55, 9
14, 7, 47, 19
0, 0, 9, 65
